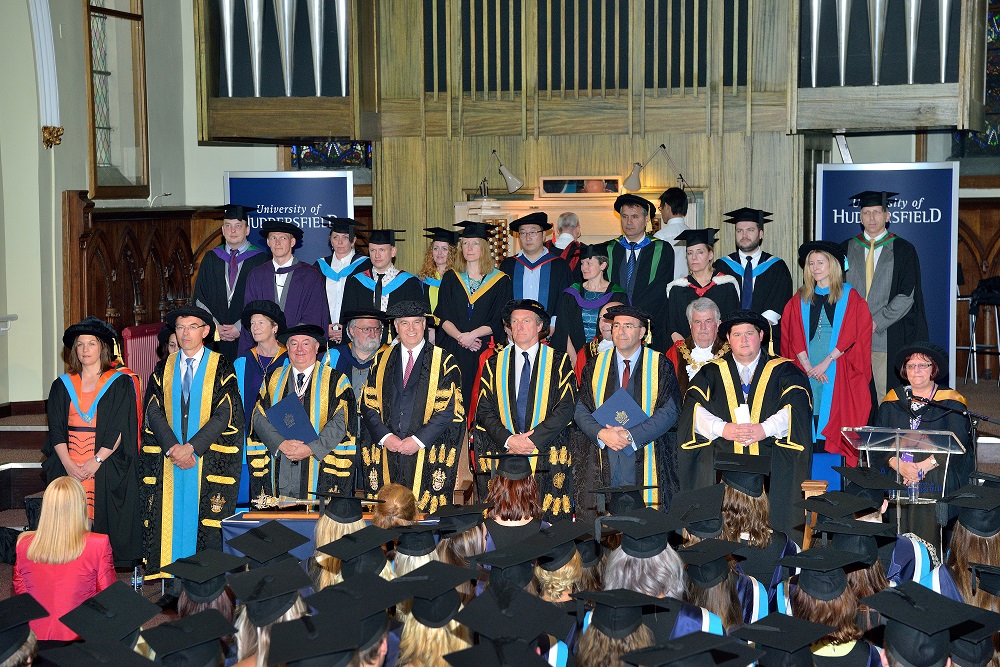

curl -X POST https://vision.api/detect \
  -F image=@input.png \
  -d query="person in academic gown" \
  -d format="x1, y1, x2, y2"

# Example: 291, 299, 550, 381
358, 301, 465, 513
240, 220, 330, 355
664, 297, 730, 397
500, 212, 573, 348
666, 228, 741, 343
435, 221, 513, 409
600, 194, 675, 352
247, 324, 358, 501
553, 244, 628, 362
341, 229, 429, 324
141, 305, 244, 579
314, 217, 371, 345
42, 318, 142, 567
677, 309, 813, 538
323, 309, 388, 398
193, 204, 270, 361
417, 227, 460, 314
782, 241, 872, 466
713, 207, 793, 351
474, 299, 577, 521
841, 190, 928, 399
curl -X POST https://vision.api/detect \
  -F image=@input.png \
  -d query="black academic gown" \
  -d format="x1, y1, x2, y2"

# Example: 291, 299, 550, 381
714, 252, 793, 350
193, 246, 270, 360
676, 352, 813, 537
602, 236, 675, 352
553, 283, 628, 355
665, 274, 741, 341
499, 252, 573, 345
359, 343, 465, 513
341, 267, 429, 318
42, 373, 143, 567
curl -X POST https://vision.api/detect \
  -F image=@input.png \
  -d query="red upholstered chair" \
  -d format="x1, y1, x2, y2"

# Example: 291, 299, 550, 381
122, 322, 164, 387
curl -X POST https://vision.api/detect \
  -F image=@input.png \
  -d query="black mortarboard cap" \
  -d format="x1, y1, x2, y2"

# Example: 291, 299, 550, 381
798, 240, 848, 272
307, 573, 410, 651
161, 549, 248, 603
572, 589, 671, 639
226, 520, 310, 568
834, 465, 905, 506
600, 507, 682, 559
942, 485, 1000, 538
723, 208, 773, 226
850, 191, 898, 208
277, 323, 327, 349
226, 558, 311, 627
470, 542, 538, 590
621, 632, 765, 667
311, 492, 383, 524
779, 547, 861, 601
676, 228, 720, 248
509, 211, 551, 233
731, 614, 833, 667
142, 609, 235, 667
795, 490, 877, 519
520, 520, 591, 571
268, 613, 358, 667
39, 639, 155, 667
949, 604, 1000, 667
368, 229, 406, 246
478, 452, 544, 481
430, 503, 491, 536
862, 582, 971, 667
322, 216, 363, 236
260, 219, 304, 241
614, 194, 655, 217
500, 299, 551, 331
667, 484, 726, 539
222, 204, 256, 221
445, 638, 550, 667
241, 299, 287, 334
717, 309, 771, 345
970, 562, 1000, 597
59, 581, 159, 645
812, 517, 894, 565
395, 524, 440, 557
676, 539, 741, 589
166, 305, 217, 342
424, 227, 462, 244
392, 561, 477, 627
575, 528, 617, 569
591, 485, 652, 515
386, 300, 430, 320
0, 594, 46, 665
970, 469, 1000, 489
456, 220, 498, 240
714, 452, 771, 498
316, 526, 398, 579
454, 583, 574, 641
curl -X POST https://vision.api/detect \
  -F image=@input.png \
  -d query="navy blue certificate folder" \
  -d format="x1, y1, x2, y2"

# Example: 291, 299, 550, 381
591, 388, 648, 429
265, 393, 318, 442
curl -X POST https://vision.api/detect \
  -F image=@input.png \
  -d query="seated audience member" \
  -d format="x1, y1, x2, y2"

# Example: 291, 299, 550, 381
0, 594, 46, 667
666, 228, 740, 343
318, 525, 400, 583
394, 525, 440, 582
228, 559, 311, 667
678, 539, 767, 630
13, 477, 117, 641
142, 609, 235, 667
393, 562, 475, 667
481, 453, 546, 551
573, 590, 656, 667
371, 482, 418, 529
227, 519, 308, 571
59, 581, 159, 649
310, 494, 380, 590
732, 614, 834, 667
664, 297, 729, 396
432, 503, 490, 603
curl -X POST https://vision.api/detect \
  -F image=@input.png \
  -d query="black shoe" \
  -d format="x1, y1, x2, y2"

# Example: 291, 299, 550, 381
156, 594, 178, 611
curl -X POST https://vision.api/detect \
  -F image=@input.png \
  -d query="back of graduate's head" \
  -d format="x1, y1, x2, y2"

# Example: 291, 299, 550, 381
603, 543, 686, 600
485, 474, 542, 522
0, 630, 36, 667
720, 483, 772, 549
658, 187, 688, 217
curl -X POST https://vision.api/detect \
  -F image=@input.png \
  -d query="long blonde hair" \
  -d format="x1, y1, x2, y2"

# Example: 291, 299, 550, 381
312, 515, 366, 590
396, 615, 472, 667
453, 238, 497, 275
22, 477, 88, 564
234, 597, 307, 667
800, 250, 844, 304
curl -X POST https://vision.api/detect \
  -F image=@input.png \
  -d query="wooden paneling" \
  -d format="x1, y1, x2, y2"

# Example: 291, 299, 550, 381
206, 97, 357, 142
795, 84, 963, 132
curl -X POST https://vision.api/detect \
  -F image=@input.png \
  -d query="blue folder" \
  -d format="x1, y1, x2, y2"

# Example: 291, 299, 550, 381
591, 388, 648, 430
265, 393, 318, 443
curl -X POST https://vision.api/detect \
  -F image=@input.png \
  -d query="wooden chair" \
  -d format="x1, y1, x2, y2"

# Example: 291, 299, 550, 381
800, 479, 829, 550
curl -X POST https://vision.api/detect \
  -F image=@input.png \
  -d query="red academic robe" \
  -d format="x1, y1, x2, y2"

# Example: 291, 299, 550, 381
780, 286, 872, 465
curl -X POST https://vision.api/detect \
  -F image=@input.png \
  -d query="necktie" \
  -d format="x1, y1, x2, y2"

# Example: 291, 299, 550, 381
516, 351, 531, 433
865, 239, 876, 298
621, 359, 631, 389
296, 372, 306, 400
741, 256, 754, 309
625, 243, 637, 295
228, 248, 239, 291
740, 366, 752, 399
182, 357, 194, 402
403, 350, 415, 388
374, 273, 384, 308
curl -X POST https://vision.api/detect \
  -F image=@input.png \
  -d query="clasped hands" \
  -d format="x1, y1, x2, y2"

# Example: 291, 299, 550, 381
217, 323, 240, 342
598, 425, 632, 451
721, 422, 766, 445
277, 439, 314, 462
455, 331, 482, 352
166, 443, 198, 469
506, 430, 535, 454
384, 435, 422, 456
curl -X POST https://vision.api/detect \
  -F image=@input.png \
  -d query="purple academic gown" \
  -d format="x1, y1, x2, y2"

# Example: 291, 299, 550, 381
240, 259, 330, 354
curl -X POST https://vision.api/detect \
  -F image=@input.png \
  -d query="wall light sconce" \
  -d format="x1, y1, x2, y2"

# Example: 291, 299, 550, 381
623, 144, 686, 192
479, 150, 524, 197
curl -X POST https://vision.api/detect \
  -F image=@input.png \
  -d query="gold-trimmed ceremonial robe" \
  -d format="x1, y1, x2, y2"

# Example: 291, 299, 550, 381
246, 361, 357, 501
359, 343, 465, 513
475, 344, 577, 520
141, 350, 244, 577
677, 352, 812, 537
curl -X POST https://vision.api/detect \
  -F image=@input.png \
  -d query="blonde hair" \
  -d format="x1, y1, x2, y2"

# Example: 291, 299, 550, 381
312, 515, 366, 590
22, 477, 88, 564
418, 242, 458, 280
534, 550, 583, 601
372, 483, 418, 529
800, 250, 844, 304
453, 238, 497, 275
577, 623, 653, 667
436, 525, 486, 603
0, 630, 36, 667
234, 597, 307, 667
396, 615, 472, 667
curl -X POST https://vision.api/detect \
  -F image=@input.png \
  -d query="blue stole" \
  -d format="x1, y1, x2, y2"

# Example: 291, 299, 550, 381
511, 252, 556, 302
720, 253, 782, 278
800, 284, 854, 440
354, 270, 416, 296
422, 276, 442, 288
886, 534, 930, 584
58, 372, 122, 424
323, 348, 342, 368
923, 564, 963, 601
735, 572, 770, 623
582, 602, 722, 639
232, 358, 251, 506
316, 255, 368, 282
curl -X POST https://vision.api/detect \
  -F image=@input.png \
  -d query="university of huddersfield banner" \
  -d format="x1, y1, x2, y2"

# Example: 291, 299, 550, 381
225, 171, 355, 266
816, 162, 959, 383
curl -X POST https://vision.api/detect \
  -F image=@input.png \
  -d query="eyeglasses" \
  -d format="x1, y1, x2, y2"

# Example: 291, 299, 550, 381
518, 230, 544, 238
174, 324, 207, 333
904, 362, 933, 371
611, 323, 642, 331
351, 325, 384, 335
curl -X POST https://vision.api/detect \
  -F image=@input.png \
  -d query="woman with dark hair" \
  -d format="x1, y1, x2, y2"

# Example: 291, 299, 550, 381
156, 325, 178, 361
418, 227, 460, 314
665, 228, 740, 343
553, 245, 627, 361
482, 454, 545, 551
41, 318, 142, 567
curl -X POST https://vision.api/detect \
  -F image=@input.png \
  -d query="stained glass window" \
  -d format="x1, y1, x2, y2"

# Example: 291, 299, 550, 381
952, 4, 1000, 161
290, 142, 373, 170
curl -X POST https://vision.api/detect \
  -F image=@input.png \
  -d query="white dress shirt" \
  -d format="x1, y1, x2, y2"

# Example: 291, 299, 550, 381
653, 217, 690, 280
273, 257, 295, 300
693, 351, 790, 440
378, 339, 428, 449
324, 249, 358, 325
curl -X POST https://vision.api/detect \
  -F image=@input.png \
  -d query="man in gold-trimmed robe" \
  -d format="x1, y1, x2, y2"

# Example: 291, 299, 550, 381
474, 299, 577, 520
359, 301, 465, 513
247, 324, 357, 502
141, 306, 244, 583
677, 309, 813, 537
